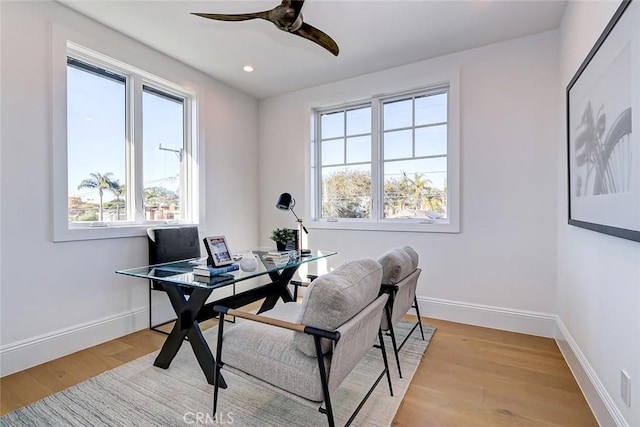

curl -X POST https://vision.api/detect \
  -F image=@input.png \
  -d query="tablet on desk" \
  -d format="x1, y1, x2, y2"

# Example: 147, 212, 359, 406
203, 235, 234, 267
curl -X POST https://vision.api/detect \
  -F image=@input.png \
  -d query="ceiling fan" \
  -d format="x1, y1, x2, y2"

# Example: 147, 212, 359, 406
192, 0, 339, 56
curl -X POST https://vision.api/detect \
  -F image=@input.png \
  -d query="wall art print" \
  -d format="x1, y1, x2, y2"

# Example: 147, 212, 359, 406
567, 0, 639, 242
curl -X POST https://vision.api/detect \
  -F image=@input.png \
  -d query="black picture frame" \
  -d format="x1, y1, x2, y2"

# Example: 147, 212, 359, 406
203, 235, 234, 267
566, 0, 639, 242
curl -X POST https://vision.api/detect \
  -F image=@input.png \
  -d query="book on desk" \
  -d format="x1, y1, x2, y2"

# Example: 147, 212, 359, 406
192, 263, 239, 277
192, 273, 235, 284
263, 250, 298, 261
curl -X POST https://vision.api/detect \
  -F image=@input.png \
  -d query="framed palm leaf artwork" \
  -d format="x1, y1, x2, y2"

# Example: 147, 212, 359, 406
567, 0, 639, 242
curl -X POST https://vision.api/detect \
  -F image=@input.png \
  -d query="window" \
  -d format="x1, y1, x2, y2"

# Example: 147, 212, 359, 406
67, 59, 127, 223
319, 106, 372, 219
382, 91, 448, 220
142, 86, 187, 222
312, 85, 458, 232
57, 43, 198, 240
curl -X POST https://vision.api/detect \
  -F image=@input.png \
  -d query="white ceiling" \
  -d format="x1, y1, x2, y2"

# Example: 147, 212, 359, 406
57, 0, 567, 99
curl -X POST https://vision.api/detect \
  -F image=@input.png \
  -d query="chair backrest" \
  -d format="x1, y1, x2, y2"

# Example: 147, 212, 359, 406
385, 268, 421, 328
328, 292, 388, 393
148, 226, 201, 264
378, 246, 418, 285
378, 246, 421, 329
293, 258, 383, 357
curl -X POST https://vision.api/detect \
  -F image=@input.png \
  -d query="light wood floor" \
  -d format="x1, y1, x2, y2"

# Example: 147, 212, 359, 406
394, 318, 597, 426
1, 316, 597, 426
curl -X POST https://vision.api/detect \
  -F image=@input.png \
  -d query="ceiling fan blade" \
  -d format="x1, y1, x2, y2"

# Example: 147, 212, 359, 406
293, 22, 339, 56
192, 11, 270, 22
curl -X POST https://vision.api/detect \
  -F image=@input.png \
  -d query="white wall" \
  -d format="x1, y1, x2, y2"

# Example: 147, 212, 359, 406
0, 1, 259, 375
1, 2, 636, 424
557, 2, 640, 426
258, 31, 560, 336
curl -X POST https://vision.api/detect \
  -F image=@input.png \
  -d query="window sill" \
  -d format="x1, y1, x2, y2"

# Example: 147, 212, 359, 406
307, 220, 460, 233
53, 223, 199, 242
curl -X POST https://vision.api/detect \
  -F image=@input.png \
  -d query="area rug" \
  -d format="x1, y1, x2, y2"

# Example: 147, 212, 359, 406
2, 321, 435, 426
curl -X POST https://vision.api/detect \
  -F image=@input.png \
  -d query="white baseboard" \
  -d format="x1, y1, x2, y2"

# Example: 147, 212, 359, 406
555, 319, 627, 427
417, 296, 557, 337
0, 305, 163, 378
0, 289, 235, 378
3, 295, 554, 377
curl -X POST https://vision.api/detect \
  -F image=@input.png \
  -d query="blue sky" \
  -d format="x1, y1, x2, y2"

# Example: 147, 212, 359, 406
67, 66, 183, 204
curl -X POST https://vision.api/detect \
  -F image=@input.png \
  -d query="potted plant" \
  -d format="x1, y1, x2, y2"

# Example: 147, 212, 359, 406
270, 228, 296, 251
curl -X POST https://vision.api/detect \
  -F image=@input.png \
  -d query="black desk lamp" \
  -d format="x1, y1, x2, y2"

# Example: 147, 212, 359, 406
276, 193, 311, 255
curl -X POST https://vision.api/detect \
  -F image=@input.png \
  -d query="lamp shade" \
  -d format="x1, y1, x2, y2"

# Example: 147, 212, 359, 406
276, 193, 294, 210
275, 192, 309, 239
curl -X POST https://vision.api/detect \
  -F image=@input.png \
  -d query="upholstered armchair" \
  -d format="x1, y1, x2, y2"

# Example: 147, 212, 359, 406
147, 226, 201, 332
212, 258, 393, 427
378, 246, 425, 378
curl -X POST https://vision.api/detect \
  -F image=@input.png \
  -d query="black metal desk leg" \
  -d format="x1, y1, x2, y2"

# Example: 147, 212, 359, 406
153, 285, 226, 387
152, 284, 191, 368
258, 266, 298, 313
185, 317, 219, 386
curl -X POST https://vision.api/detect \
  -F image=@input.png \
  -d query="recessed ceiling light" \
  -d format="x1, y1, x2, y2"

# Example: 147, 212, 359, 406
243, 65, 254, 73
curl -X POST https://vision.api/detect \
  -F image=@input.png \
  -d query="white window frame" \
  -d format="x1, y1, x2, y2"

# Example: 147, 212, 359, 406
52, 40, 199, 242
310, 79, 460, 233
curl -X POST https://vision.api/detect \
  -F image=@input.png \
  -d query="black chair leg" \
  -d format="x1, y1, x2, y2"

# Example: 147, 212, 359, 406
212, 314, 226, 419
385, 302, 402, 378
378, 329, 394, 396
387, 324, 402, 378
149, 282, 174, 335
413, 296, 425, 340
314, 336, 335, 427
149, 283, 153, 330
212, 373, 220, 418
290, 280, 302, 301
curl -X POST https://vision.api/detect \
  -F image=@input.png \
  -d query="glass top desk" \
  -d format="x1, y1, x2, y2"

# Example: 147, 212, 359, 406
116, 249, 336, 386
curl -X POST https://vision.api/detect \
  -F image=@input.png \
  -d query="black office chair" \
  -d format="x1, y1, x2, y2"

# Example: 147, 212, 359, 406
147, 226, 201, 333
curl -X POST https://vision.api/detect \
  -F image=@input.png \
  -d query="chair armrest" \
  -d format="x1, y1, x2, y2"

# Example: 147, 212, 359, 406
215, 305, 305, 332
291, 275, 317, 287
213, 305, 340, 341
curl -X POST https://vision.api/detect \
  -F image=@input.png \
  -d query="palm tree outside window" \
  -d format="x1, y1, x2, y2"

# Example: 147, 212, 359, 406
77, 172, 121, 222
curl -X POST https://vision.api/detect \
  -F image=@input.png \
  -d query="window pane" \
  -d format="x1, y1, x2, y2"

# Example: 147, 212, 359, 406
322, 139, 344, 165
346, 106, 371, 135
321, 165, 371, 218
67, 64, 126, 222
383, 158, 447, 219
383, 99, 412, 130
314, 86, 451, 225
143, 87, 184, 221
321, 111, 344, 139
384, 129, 412, 160
415, 93, 447, 125
415, 125, 447, 157
346, 136, 370, 163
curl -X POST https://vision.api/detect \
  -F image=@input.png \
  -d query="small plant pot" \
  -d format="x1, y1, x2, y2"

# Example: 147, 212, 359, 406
276, 242, 286, 251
